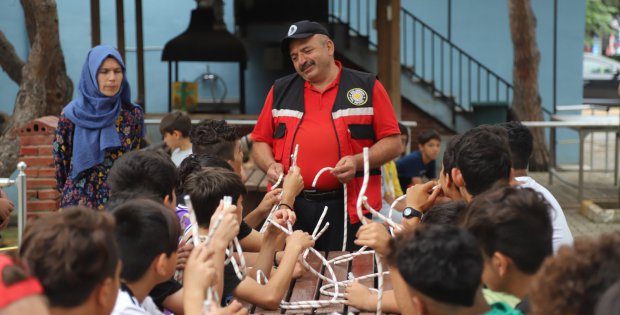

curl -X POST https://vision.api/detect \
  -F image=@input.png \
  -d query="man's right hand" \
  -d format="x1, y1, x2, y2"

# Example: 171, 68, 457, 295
285, 231, 315, 252
267, 162, 284, 185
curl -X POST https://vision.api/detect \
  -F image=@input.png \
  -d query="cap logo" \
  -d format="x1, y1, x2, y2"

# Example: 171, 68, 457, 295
288, 25, 298, 36
347, 88, 368, 106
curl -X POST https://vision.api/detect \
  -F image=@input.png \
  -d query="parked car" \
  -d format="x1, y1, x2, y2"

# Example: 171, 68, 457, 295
583, 53, 620, 103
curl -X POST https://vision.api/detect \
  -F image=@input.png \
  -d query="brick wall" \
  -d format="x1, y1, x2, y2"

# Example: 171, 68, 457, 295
401, 99, 456, 148
16, 116, 60, 216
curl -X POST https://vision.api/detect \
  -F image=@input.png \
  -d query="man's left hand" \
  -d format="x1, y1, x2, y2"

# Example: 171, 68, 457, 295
332, 156, 356, 184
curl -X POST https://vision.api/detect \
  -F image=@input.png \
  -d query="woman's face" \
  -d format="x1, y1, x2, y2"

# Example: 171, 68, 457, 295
97, 57, 123, 97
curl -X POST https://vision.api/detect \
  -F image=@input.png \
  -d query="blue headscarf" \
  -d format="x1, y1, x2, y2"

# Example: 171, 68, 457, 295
63, 45, 137, 179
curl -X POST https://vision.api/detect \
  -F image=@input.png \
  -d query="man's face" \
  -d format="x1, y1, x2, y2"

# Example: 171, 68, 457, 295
419, 139, 441, 162
289, 35, 334, 83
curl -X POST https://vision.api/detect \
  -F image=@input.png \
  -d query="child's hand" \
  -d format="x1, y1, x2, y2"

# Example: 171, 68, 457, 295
274, 208, 297, 226
210, 300, 248, 315
183, 245, 216, 293
256, 188, 282, 214
211, 202, 239, 246
285, 230, 315, 252
354, 222, 392, 257
345, 282, 376, 311
283, 166, 303, 197
176, 239, 194, 271
405, 181, 441, 212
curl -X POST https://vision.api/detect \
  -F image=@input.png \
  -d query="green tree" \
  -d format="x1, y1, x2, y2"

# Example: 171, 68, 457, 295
585, 0, 618, 46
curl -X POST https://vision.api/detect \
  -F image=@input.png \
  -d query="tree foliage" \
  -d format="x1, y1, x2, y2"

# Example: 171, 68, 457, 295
585, 0, 618, 46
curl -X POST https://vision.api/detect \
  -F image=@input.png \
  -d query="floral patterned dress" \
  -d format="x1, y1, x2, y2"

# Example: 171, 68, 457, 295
53, 104, 144, 210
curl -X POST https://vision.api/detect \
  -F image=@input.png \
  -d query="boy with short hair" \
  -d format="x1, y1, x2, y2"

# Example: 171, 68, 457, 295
396, 129, 441, 188
106, 150, 185, 314
498, 121, 573, 252
387, 224, 521, 315
190, 119, 242, 174
111, 199, 181, 314
183, 166, 314, 309
462, 186, 553, 313
20, 206, 121, 315
160, 111, 193, 166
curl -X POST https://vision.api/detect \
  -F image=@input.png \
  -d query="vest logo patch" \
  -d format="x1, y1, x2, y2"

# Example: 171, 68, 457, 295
347, 88, 368, 106
288, 25, 298, 36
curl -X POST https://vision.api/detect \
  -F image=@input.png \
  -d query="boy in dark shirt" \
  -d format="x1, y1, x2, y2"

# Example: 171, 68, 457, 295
396, 129, 441, 188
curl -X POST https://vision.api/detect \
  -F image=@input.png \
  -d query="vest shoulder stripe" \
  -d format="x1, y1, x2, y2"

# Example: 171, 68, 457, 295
332, 107, 374, 119
272, 108, 303, 119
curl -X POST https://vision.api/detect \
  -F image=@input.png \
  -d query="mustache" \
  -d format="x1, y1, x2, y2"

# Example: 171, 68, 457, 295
300, 60, 316, 72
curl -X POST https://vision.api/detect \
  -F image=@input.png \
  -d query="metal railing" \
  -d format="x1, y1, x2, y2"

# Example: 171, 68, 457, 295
328, 0, 513, 112
0, 162, 27, 249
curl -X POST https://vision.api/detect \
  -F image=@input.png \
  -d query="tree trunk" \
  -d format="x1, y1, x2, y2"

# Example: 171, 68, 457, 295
0, 0, 72, 177
508, 0, 549, 171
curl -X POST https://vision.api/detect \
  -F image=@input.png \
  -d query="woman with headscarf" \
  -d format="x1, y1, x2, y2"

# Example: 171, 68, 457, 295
53, 45, 144, 210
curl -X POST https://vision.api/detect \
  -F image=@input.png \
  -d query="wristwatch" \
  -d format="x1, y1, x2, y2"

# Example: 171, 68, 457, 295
403, 207, 423, 219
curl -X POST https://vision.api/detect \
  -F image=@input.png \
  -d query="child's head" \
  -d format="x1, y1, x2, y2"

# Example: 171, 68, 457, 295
453, 125, 511, 198
112, 199, 181, 283
0, 254, 48, 315
160, 111, 192, 150
530, 231, 620, 315
417, 129, 441, 161
398, 123, 409, 155
498, 121, 533, 170
108, 150, 179, 209
178, 154, 233, 192
438, 135, 462, 200
387, 224, 483, 314
20, 207, 120, 313
190, 119, 242, 174
420, 201, 467, 225
182, 167, 246, 228
461, 186, 552, 293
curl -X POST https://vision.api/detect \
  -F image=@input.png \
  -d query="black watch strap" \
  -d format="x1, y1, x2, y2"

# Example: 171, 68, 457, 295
403, 207, 423, 219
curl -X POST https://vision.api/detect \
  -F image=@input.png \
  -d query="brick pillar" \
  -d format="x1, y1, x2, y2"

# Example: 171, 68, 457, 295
16, 116, 60, 216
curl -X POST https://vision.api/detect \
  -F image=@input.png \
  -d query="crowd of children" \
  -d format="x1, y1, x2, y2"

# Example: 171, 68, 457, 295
3, 110, 620, 315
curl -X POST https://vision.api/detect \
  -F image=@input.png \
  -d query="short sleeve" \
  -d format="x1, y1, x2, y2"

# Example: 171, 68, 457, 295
237, 220, 253, 240
251, 86, 275, 145
371, 80, 400, 140
149, 278, 182, 309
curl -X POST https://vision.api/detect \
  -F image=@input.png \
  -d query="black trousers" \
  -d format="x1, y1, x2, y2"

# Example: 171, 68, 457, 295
292, 191, 371, 251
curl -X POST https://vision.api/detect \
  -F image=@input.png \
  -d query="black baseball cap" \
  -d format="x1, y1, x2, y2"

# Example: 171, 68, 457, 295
281, 20, 331, 54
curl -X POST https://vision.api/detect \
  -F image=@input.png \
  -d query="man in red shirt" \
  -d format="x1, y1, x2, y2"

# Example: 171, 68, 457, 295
251, 20, 401, 250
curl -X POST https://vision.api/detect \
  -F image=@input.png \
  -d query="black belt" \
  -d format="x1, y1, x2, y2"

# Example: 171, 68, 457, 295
301, 189, 344, 201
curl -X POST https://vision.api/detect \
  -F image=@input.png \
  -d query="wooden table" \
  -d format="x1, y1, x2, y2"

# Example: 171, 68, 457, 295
247, 251, 387, 315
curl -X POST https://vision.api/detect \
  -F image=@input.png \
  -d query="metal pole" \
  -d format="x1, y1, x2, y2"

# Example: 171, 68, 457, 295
552, 0, 558, 114
447, 0, 451, 41
90, 0, 101, 47
16, 162, 27, 247
115, 0, 125, 61
136, 0, 145, 107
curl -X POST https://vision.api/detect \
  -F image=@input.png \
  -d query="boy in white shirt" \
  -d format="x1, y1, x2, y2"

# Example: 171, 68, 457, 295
111, 199, 182, 315
160, 111, 193, 166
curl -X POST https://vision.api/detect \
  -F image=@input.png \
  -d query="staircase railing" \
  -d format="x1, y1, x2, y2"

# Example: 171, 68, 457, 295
328, 0, 513, 112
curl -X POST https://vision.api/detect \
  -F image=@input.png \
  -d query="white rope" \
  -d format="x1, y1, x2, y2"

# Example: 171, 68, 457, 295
311, 167, 348, 251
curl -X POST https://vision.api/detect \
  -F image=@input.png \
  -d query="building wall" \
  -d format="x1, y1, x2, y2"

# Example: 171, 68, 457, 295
0, 0, 586, 117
